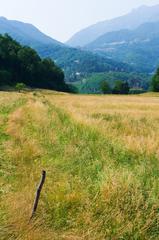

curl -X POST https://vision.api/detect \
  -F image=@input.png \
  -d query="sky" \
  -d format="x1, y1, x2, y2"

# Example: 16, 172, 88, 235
0, 0, 159, 42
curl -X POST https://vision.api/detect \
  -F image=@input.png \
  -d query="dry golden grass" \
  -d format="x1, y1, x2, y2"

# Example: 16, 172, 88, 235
49, 94, 159, 156
1, 91, 159, 239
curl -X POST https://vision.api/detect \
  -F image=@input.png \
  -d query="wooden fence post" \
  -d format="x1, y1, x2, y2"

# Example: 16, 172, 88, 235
30, 170, 46, 221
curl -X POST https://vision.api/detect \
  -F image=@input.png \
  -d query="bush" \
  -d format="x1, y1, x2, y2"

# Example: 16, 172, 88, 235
15, 83, 26, 92
67, 84, 79, 93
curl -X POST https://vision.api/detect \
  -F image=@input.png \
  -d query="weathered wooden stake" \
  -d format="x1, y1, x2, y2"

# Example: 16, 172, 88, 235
30, 170, 46, 221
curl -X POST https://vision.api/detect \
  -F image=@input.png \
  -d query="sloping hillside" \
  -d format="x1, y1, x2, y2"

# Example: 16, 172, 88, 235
0, 34, 68, 91
0, 17, 61, 46
86, 21, 159, 73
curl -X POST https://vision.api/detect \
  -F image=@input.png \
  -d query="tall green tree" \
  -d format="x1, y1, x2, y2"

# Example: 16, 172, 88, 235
151, 68, 159, 92
113, 80, 130, 94
100, 80, 111, 94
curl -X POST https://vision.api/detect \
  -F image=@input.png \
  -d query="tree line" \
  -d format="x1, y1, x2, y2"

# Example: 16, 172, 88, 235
100, 80, 130, 94
101, 67, 159, 94
0, 34, 70, 91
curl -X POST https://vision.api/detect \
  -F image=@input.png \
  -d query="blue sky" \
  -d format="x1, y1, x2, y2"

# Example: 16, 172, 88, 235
0, 0, 159, 42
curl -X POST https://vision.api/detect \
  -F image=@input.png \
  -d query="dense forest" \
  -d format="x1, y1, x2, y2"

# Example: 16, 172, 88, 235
0, 34, 69, 91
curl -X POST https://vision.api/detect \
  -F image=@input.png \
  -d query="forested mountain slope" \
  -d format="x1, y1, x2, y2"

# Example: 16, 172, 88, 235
86, 21, 159, 73
0, 34, 67, 91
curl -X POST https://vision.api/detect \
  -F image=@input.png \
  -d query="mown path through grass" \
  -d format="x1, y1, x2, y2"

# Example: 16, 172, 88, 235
1, 92, 159, 239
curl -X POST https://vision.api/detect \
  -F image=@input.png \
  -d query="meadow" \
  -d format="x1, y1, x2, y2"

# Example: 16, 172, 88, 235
1, 90, 159, 239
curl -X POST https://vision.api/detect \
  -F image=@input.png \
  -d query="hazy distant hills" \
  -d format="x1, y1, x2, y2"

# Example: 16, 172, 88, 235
67, 4, 159, 47
86, 21, 159, 73
0, 17, 132, 82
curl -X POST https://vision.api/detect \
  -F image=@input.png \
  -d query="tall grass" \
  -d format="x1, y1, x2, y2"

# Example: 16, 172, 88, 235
0, 91, 159, 239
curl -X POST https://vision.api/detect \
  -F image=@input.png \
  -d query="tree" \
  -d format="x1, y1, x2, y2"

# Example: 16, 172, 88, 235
67, 84, 79, 93
15, 83, 26, 92
151, 68, 159, 92
121, 81, 130, 94
100, 80, 111, 94
112, 80, 130, 94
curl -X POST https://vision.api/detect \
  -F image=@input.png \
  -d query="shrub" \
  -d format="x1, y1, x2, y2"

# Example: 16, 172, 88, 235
15, 83, 26, 92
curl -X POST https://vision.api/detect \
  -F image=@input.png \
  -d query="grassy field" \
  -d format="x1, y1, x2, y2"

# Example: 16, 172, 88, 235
1, 91, 159, 239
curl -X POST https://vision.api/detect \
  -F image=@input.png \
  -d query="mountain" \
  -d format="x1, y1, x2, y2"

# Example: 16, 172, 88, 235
0, 17, 61, 46
0, 17, 132, 82
85, 21, 159, 73
67, 4, 159, 47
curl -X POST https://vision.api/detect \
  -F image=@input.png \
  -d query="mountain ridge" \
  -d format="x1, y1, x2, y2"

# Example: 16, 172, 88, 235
85, 21, 159, 73
0, 17, 132, 82
67, 4, 159, 47
0, 16, 61, 46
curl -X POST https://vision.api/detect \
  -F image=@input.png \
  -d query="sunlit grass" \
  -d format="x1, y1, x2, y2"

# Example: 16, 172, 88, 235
50, 94, 159, 155
1, 91, 159, 239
